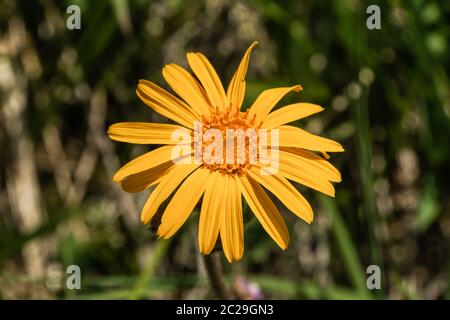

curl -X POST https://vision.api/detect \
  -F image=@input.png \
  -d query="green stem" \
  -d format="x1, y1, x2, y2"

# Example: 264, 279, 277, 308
202, 253, 233, 300
129, 239, 171, 300
351, 88, 384, 295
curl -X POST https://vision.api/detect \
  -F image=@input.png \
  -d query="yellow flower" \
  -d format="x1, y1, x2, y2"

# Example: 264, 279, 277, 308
108, 42, 343, 262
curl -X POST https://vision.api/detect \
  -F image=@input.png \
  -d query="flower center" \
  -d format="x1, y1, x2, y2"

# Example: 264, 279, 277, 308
197, 108, 258, 176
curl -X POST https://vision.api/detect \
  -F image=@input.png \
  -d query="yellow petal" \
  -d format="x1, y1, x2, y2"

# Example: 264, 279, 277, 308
261, 103, 324, 129
275, 151, 336, 196
187, 52, 227, 111
248, 85, 302, 126
281, 147, 341, 182
247, 166, 314, 223
141, 163, 201, 224
238, 175, 289, 249
137, 79, 198, 129
120, 161, 173, 193
226, 41, 258, 111
275, 164, 335, 197
113, 145, 181, 182
274, 125, 344, 152
220, 175, 244, 262
162, 64, 212, 116
199, 172, 224, 254
108, 122, 192, 145
157, 167, 210, 239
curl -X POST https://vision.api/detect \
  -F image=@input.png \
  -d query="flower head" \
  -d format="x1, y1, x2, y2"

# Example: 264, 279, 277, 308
108, 42, 343, 262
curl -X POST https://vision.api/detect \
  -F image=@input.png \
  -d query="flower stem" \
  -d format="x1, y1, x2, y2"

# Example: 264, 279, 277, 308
202, 253, 233, 299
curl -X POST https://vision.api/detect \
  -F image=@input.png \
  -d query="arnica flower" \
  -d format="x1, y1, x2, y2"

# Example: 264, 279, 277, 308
108, 42, 344, 262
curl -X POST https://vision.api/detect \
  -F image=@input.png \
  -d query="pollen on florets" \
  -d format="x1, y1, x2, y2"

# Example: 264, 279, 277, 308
194, 106, 259, 176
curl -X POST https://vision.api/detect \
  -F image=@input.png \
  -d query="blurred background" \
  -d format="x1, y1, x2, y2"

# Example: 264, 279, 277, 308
0, 0, 449, 299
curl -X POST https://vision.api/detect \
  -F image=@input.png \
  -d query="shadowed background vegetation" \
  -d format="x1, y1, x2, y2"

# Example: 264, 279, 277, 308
0, 0, 449, 299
